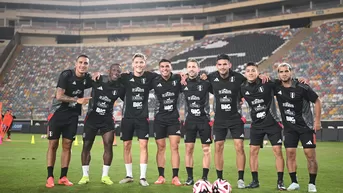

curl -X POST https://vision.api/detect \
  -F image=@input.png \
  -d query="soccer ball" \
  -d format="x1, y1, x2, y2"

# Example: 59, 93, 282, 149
41, 134, 47, 139
193, 179, 213, 193
212, 179, 232, 193
263, 140, 269, 145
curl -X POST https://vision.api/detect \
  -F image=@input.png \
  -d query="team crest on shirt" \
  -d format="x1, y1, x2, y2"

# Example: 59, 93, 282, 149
83, 79, 86, 85
258, 86, 264, 93
230, 76, 235, 82
197, 85, 203, 91
141, 78, 146, 84
113, 90, 117, 96
290, 92, 295, 98
172, 80, 177, 86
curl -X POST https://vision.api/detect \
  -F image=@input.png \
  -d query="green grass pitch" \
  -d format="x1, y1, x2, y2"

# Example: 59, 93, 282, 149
0, 134, 342, 193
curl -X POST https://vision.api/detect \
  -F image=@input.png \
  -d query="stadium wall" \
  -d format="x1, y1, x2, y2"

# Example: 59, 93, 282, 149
21, 35, 193, 46
21, 35, 56, 44
82, 36, 108, 44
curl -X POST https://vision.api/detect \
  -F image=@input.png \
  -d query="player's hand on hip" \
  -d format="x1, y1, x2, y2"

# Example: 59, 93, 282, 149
77, 97, 92, 105
92, 72, 101, 81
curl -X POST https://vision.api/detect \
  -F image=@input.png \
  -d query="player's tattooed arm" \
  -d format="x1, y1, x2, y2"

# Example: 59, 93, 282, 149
56, 88, 77, 103
56, 88, 91, 105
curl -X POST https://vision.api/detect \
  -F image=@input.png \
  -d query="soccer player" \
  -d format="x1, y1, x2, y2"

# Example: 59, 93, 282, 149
275, 63, 321, 193
2, 109, 16, 141
152, 59, 182, 186
119, 53, 159, 186
182, 59, 212, 185
46, 55, 93, 188
206, 54, 247, 188
240, 62, 286, 190
78, 63, 125, 185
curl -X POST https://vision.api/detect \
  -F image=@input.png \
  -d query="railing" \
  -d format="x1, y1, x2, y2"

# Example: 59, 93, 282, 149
0, 32, 20, 72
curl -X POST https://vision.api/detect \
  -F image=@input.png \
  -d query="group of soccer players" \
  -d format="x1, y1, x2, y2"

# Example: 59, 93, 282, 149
45, 53, 321, 193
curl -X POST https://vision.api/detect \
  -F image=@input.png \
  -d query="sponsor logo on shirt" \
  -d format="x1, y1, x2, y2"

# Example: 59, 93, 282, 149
99, 96, 111, 102
219, 96, 232, 103
132, 87, 144, 93
219, 89, 231, 94
282, 102, 294, 108
188, 95, 200, 101
191, 109, 201, 116
252, 98, 264, 105
162, 92, 175, 98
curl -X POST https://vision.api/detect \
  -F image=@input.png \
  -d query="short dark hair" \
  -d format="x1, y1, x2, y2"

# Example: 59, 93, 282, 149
246, 62, 258, 68
110, 63, 120, 68
159, 59, 171, 65
216, 54, 230, 62
76, 54, 89, 61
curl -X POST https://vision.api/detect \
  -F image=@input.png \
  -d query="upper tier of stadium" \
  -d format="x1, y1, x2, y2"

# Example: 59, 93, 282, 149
0, 0, 341, 36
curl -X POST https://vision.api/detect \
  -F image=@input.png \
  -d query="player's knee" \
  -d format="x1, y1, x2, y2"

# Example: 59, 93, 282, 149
286, 151, 296, 160
49, 141, 59, 151
202, 146, 211, 155
157, 144, 166, 152
186, 146, 194, 155
273, 147, 283, 158
235, 143, 245, 154
170, 143, 179, 152
124, 141, 132, 151
60, 138, 72, 149
139, 140, 148, 150
250, 147, 259, 156
215, 142, 224, 153
305, 151, 316, 162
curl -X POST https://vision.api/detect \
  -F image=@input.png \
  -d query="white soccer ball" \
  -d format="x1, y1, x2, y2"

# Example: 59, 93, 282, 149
41, 134, 47, 139
263, 140, 269, 145
193, 179, 213, 193
212, 179, 232, 193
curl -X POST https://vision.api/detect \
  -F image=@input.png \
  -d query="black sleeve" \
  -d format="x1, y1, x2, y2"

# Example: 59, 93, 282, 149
119, 73, 129, 86
119, 86, 126, 101
207, 71, 216, 80
267, 78, 277, 89
208, 81, 213, 94
301, 84, 318, 103
84, 73, 93, 89
147, 71, 159, 80
56, 70, 72, 89
237, 72, 247, 84
87, 88, 95, 112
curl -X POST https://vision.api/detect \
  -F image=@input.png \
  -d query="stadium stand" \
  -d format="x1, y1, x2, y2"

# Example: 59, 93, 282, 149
170, 26, 300, 73
268, 21, 343, 120
0, 40, 190, 119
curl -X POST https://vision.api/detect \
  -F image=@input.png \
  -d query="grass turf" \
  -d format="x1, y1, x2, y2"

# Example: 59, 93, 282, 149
0, 134, 342, 193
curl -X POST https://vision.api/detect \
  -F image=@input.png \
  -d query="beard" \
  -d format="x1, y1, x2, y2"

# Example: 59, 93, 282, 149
281, 77, 291, 82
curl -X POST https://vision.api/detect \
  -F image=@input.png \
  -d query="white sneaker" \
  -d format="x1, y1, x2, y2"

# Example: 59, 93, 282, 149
308, 183, 317, 192
287, 182, 300, 191
119, 176, 134, 184
237, 179, 245, 189
139, 178, 149, 187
